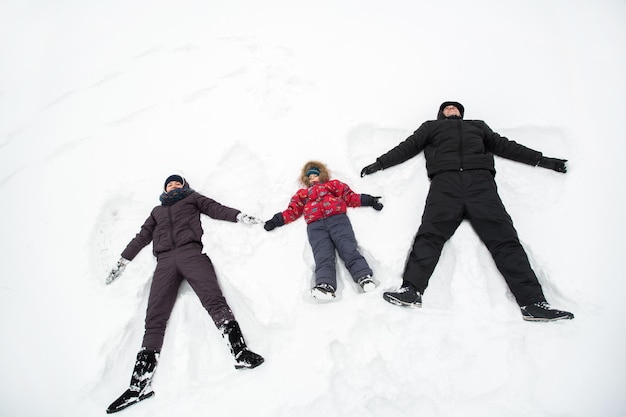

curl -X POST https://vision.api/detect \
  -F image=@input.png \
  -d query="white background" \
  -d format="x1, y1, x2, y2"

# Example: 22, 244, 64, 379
1, 1, 625, 416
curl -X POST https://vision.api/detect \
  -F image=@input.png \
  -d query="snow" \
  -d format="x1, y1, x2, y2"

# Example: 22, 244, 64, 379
1, 1, 625, 416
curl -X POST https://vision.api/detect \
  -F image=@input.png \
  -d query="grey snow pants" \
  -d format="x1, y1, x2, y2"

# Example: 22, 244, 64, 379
142, 243, 235, 351
306, 214, 372, 289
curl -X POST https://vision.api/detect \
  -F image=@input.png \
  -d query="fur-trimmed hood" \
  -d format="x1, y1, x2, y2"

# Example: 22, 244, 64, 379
300, 160, 331, 187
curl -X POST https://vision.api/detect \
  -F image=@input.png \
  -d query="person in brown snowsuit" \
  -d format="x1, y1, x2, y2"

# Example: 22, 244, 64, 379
105, 174, 264, 414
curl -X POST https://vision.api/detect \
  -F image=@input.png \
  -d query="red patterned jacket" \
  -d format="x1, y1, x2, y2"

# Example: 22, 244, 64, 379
281, 180, 362, 225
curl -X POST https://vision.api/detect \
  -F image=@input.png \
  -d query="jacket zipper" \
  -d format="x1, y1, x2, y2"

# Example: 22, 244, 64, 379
309, 183, 329, 221
167, 206, 177, 249
457, 120, 465, 171
316, 185, 328, 219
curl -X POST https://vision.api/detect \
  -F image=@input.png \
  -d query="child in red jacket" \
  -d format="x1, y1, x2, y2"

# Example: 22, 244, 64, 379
264, 161, 383, 299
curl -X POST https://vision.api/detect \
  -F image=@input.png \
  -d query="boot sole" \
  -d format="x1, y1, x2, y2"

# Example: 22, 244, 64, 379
311, 288, 335, 300
522, 314, 574, 322
383, 293, 422, 308
359, 282, 377, 292
106, 391, 154, 414
235, 357, 265, 370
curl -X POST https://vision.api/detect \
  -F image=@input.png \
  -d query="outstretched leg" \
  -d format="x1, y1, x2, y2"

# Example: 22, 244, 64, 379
465, 171, 545, 306
402, 173, 464, 293
385, 173, 464, 308
180, 247, 264, 367
307, 220, 338, 289
178, 246, 236, 326
327, 214, 373, 283
106, 349, 159, 414
142, 252, 183, 351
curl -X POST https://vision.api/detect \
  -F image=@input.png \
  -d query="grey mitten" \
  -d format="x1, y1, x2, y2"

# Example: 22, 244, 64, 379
237, 213, 264, 225
106, 258, 130, 285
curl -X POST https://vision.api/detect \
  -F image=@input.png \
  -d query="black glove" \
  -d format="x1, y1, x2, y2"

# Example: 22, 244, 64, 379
361, 194, 384, 211
263, 213, 285, 231
360, 161, 383, 177
537, 156, 568, 173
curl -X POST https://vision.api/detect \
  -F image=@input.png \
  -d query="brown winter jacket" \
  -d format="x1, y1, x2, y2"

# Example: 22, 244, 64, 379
121, 191, 240, 260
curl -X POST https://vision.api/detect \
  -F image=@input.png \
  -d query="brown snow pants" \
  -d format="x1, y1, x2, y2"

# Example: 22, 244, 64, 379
141, 243, 235, 351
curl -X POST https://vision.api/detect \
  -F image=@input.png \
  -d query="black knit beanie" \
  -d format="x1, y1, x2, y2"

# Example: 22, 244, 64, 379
164, 174, 186, 192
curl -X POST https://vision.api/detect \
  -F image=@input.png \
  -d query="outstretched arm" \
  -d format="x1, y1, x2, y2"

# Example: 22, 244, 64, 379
195, 193, 241, 222
361, 123, 429, 177
108, 212, 156, 285
482, 122, 543, 166
264, 189, 307, 231
121, 213, 156, 261
484, 123, 568, 173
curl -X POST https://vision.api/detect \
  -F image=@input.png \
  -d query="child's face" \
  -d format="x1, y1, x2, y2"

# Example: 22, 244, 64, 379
308, 174, 320, 184
165, 181, 184, 192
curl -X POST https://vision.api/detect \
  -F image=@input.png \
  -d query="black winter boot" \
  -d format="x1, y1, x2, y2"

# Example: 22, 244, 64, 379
520, 301, 574, 322
220, 320, 265, 369
383, 283, 422, 308
106, 348, 159, 414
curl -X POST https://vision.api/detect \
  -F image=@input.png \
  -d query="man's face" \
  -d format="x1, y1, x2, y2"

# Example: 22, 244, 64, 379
165, 181, 184, 192
443, 105, 461, 118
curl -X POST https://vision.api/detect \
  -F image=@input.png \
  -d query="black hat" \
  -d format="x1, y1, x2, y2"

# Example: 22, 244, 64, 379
164, 174, 186, 192
437, 101, 465, 120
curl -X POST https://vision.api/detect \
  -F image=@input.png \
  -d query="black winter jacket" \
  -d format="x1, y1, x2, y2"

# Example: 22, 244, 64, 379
377, 117, 543, 178
121, 191, 240, 260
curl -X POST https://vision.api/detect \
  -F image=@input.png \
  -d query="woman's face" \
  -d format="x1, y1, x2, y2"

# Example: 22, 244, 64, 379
165, 181, 184, 193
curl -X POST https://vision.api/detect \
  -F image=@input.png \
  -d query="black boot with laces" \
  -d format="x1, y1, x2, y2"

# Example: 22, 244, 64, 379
383, 283, 422, 308
520, 301, 574, 322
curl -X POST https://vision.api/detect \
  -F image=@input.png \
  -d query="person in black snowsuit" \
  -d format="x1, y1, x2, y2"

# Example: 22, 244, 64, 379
104, 175, 265, 414
360, 101, 574, 322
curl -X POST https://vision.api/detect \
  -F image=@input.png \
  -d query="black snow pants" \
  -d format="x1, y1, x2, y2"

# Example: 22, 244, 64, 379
403, 170, 546, 306
142, 243, 235, 351
307, 214, 372, 289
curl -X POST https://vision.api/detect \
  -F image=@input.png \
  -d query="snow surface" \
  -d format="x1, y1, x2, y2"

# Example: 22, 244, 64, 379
1, 1, 625, 416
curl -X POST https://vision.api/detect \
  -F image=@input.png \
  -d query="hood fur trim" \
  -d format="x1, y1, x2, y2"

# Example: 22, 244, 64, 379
300, 160, 330, 187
